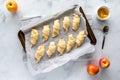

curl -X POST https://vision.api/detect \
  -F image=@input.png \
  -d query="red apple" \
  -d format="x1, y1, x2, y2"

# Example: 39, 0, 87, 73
99, 57, 110, 69
87, 64, 99, 76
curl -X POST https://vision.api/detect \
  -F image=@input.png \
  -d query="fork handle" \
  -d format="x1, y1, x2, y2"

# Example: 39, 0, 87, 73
102, 35, 106, 49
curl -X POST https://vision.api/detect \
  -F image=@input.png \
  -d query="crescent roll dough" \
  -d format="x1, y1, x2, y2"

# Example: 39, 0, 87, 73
35, 45, 45, 63
46, 42, 56, 57
76, 30, 86, 47
63, 16, 70, 32
42, 25, 50, 42
30, 28, 39, 47
66, 34, 75, 52
57, 38, 66, 55
52, 20, 60, 37
72, 13, 80, 31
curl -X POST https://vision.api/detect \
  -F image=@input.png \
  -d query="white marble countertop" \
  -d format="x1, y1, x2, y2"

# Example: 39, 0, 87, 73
0, 0, 120, 80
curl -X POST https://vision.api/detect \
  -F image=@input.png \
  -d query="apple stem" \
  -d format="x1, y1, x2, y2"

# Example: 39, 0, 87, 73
9, 3, 12, 6
103, 62, 106, 64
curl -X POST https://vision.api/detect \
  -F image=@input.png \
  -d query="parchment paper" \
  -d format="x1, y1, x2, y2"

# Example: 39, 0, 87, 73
20, 6, 95, 75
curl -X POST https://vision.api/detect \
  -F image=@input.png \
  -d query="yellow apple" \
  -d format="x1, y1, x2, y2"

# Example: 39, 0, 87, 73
6, 0, 18, 13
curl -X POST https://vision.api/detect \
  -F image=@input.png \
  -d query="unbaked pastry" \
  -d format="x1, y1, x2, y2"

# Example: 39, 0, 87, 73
52, 20, 60, 37
66, 34, 75, 52
72, 13, 80, 31
30, 28, 39, 47
46, 42, 56, 57
57, 38, 66, 55
35, 45, 45, 63
63, 16, 70, 32
76, 30, 86, 47
42, 25, 50, 42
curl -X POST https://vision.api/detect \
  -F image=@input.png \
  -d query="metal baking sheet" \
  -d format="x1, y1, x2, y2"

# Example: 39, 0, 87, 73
19, 6, 95, 75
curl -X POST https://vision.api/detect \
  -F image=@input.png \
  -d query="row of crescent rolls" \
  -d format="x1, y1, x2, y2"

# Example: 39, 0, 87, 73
35, 30, 86, 63
30, 13, 81, 48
